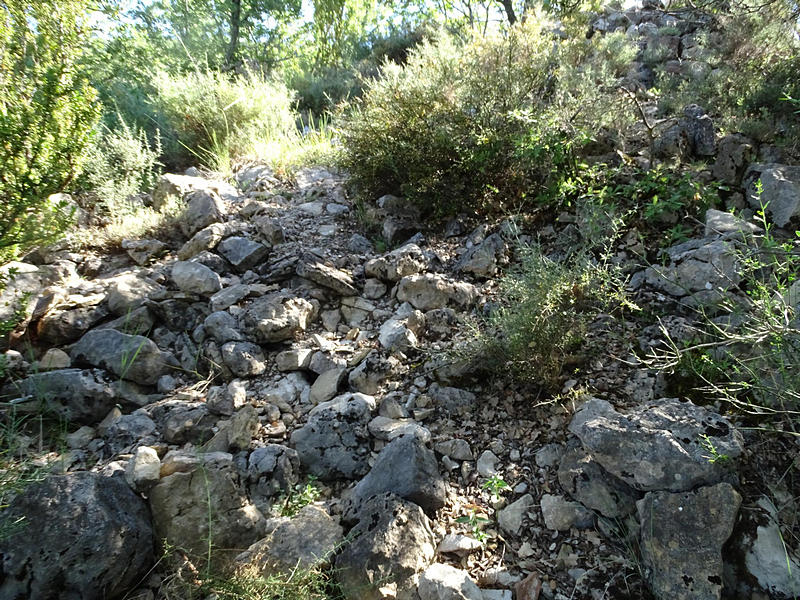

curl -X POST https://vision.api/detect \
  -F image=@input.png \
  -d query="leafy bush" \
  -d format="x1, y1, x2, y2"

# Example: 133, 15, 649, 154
153, 70, 298, 168
0, 0, 100, 261
339, 18, 636, 217
82, 119, 162, 213
465, 242, 632, 388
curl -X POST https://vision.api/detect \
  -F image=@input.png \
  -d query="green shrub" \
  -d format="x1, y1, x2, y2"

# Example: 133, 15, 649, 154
0, 0, 100, 261
339, 19, 635, 218
465, 241, 632, 388
153, 70, 298, 168
82, 118, 162, 213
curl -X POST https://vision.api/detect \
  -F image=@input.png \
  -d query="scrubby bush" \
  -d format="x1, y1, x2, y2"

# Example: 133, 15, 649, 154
465, 241, 633, 388
655, 3, 800, 146
0, 0, 100, 261
339, 18, 636, 217
82, 119, 162, 213
153, 70, 298, 169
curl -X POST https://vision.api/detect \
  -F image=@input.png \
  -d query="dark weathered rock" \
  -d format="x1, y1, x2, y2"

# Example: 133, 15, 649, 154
1, 368, 118, 424
638, 483, 741, 600
296, 260, 357, 296
344, 434, 446, 521
70, 329, 179, 386
218, 236, 269, 272
290, 393, 375, 480
569, 397, 743, 492
0, 472, 154, 600
180, 190, 227, 237
335, 494, 436, 600
557, 446, 640, 518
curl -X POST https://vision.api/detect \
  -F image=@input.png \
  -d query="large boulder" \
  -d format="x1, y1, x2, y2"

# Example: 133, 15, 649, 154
744, 163, 800, 227
290, 393, 375, 480
638, 483, 741, 600
0, 471, 154, 600
70, 329, 179, 386
344, 434, 446, 521
241, 293, 317, 343
335, 494, 436, 600
148, 452, 265, 564
568, 397, 743, 492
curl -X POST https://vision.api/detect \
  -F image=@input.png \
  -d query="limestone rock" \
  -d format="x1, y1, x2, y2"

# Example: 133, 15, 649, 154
71, 329, 179, 386
335, 494, 436, 600
745, 163, 800, 227
456, 233, 507, 278
148, 452, 265, 564
397, 274, 478, 311
741, 497, 800, 598
171, 260, 222, 296
204, 310, 245, 344
497, 494, 533, 536
122, 238, 167, 265
177, 222, 228, 260
637, 483, 741, 600
179, 190, 227, 237
712, 134, 753, 185
365, 243, 429, 282
557, 446, 640, 518
643, 238, 741, 298
310, 367, 347, 404
540, 494, 594, 531
242, 293, 317, 343
152, 173, 238, 210
568, 397, 743, 492
1, 369, 116, 424
297, 260, 358, 296
290, 393, 375, 479
221, 341, 266, 377
125, 446, 161, 492
237, 505, 343, 575
418, 563, 483, 600
0, 472, 154, 600
106, 274, 164, 316
247, 444, 301, 512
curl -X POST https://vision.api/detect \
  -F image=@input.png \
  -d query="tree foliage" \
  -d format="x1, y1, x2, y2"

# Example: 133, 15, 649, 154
0, 0, 100, 260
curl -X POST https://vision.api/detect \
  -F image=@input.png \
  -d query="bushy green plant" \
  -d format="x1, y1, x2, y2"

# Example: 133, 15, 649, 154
339, 18, 636, 218
0, 0, 100, 261
153, 69, 298, 168
465, 242, 632, 388
82, 118, 162, 213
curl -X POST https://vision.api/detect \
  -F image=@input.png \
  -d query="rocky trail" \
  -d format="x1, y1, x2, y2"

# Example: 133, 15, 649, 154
1, 6, 800, 600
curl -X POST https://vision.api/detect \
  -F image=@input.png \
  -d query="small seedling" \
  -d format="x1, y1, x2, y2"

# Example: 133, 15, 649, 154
456, 504, 491, 543
482, 474, 510, 503
280, 475, 321, 517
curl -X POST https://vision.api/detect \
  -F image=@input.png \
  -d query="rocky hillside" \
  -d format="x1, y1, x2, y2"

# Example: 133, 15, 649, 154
0, 4, 799, 600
